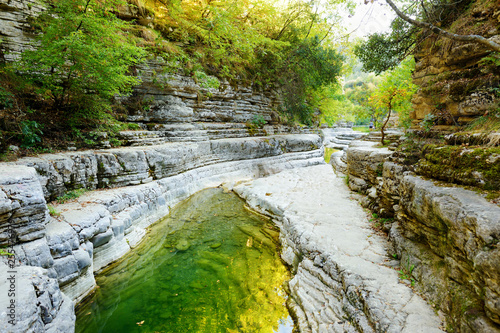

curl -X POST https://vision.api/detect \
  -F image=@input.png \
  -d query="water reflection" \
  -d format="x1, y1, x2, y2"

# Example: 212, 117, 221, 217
76, 188, 292, 333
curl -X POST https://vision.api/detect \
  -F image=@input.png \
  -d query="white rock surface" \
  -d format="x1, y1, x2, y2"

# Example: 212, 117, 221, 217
234, 165, 445, 333
0, 262, 75, 333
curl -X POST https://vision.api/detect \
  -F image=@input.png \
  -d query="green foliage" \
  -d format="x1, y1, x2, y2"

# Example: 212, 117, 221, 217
0, 87, 14, 109
56, 188, 87, 204
420, 113, 436, 132
479, 52, 500, 73
20, 120, 43, 147
344, 72, 381, 125
312, 84, 356, 126
47, 204, 61, 217
398, 258, 416, 286
354, 17, 418, 74
0, 248, 13, 256
193, 70, 220, 89
281, 36, 344, 124
145, 0, 347, 125
15, 0, 146, 120
251, 115, 266, 128
367, 56, 417, 137
352, 126, 371, 133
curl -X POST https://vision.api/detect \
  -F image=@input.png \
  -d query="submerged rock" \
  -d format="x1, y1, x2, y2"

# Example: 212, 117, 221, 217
175, 239, 190, 251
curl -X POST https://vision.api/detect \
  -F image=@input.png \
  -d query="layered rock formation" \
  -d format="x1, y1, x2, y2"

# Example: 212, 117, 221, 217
0, 134, 323, 332
411, 0, 500, 125
0, 0, 43, 62
337, 139, 500, 332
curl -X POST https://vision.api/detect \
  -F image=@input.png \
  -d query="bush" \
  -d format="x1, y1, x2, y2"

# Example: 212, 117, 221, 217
20, 120, 43, 148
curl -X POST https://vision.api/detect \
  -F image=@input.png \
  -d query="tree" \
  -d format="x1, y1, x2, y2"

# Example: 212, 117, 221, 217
344, 71, 381, 124
312, 84, 358, 126
356, 0, 500, 73
385, 0, 500, 53
15, 0, 146, 125
354, 16, 417, 74
368, 56, 417, 144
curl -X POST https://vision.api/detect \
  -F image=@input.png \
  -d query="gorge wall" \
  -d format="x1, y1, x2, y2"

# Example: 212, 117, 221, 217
411, 0, 500, 126
0, 134, 324, 332
335, 139, 500, 332
0, 0, 301, 151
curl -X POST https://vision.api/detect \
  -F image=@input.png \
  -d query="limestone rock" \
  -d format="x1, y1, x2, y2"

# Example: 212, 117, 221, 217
234, 165, 445, 333
346, 141, 393, 187
0, 262, 75, 333
0, 165, 49, 246
397, 175, 500, 328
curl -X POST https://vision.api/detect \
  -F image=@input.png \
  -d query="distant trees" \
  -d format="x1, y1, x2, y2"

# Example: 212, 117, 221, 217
367, 57, 417, 143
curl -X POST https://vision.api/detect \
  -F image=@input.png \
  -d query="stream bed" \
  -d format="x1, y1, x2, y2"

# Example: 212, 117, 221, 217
75, 188, 293, 333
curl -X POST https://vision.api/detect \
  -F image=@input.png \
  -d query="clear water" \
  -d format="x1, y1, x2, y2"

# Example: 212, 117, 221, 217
75, 188, 293, 333
324, 147, 339, 164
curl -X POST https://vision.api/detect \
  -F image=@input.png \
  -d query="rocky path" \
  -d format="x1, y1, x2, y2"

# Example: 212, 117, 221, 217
233, 164, 445, 333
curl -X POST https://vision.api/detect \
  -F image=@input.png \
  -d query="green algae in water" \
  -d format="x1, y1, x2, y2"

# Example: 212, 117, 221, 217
324, 147, 339, 164
75, 188, 293, 333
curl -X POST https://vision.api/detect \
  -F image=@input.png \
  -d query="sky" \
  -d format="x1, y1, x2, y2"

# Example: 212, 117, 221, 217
344, 0, 396, 37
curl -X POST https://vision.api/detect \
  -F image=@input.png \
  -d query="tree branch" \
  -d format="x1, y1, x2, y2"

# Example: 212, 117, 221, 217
385, 0, 500, 53
75, 0, 92, 32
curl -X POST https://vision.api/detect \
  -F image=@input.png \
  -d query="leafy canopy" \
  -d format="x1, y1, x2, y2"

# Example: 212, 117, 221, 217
138, 0, 349, 124
16, 0, 146, 119
354, 16, 417, 74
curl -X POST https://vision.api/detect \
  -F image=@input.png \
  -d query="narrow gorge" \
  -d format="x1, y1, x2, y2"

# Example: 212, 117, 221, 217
1, 0, 499, 332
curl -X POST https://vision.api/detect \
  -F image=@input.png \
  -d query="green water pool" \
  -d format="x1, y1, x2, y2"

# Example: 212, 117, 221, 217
75, 188, 293, 333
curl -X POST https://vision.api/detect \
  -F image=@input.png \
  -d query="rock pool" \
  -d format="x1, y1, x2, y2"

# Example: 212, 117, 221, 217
75, 188, 293, 333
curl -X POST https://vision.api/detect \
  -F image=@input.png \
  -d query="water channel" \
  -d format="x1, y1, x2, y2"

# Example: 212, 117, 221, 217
75, 188, 293, 333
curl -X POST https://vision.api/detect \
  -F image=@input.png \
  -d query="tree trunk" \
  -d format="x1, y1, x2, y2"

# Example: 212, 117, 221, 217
380, 107, 392, 145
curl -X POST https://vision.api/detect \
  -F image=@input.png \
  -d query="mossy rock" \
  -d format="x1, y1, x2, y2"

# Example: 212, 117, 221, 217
175, 239, 191, 251
416, 145, 500, 190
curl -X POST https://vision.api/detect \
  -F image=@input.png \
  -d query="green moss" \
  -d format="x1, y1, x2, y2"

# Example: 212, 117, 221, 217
417, 145, 500, 190
376, 163, 384, 177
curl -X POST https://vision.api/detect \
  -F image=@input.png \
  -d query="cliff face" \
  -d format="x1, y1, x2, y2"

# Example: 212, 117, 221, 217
411, 0, 500, 126
0, 0, 293, 151
0, 0, 43, 62
339, 140, 500, 332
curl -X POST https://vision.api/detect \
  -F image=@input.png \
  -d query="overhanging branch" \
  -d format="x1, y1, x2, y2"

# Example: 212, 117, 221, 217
385, 0, 500, 53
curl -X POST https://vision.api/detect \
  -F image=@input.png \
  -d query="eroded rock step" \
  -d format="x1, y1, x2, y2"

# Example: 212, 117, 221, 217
234, 165, 445, 333
0, 134, 324, 332
118, 122, 316, 146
